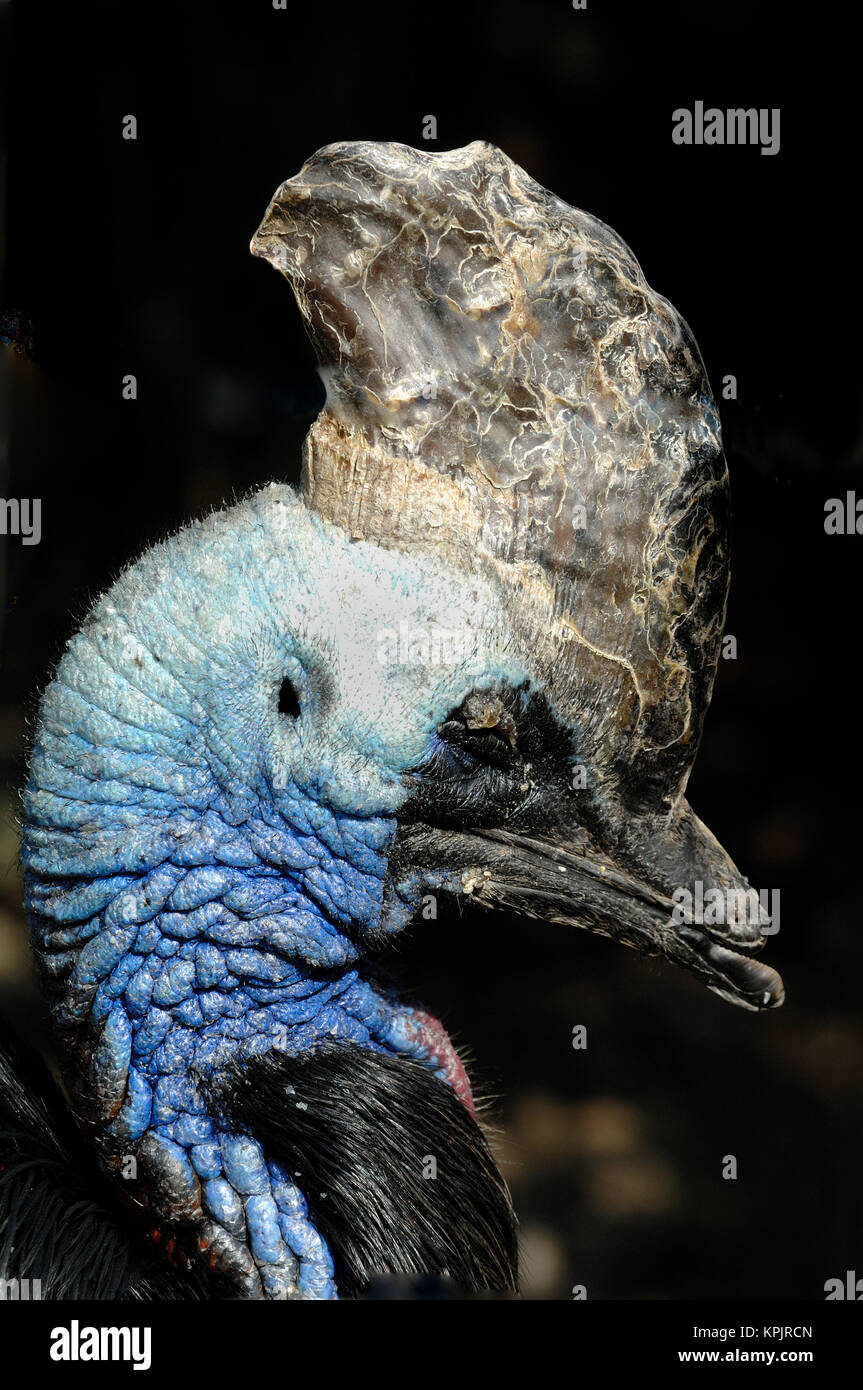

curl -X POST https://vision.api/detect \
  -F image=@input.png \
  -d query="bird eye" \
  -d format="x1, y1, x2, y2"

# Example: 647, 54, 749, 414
278, 677, 301, 719
438, 690, 518, 765
456, 692, 516, 745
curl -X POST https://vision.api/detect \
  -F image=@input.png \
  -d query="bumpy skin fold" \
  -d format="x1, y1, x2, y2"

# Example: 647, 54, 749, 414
23, 488, 525, 1298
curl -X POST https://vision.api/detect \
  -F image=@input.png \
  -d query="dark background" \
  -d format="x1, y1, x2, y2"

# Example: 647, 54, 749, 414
1, 0, 860, 1299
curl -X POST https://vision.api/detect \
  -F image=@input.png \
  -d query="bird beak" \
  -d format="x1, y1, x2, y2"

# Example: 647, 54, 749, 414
393, 816, 785, 1013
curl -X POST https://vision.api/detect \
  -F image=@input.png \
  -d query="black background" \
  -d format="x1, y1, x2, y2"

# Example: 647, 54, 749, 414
1, 0, 860, 1300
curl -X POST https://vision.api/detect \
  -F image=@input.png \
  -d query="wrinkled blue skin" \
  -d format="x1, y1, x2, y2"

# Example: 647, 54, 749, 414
22, 486, 531, 1298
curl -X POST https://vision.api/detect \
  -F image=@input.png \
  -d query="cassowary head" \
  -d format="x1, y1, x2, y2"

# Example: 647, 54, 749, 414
16, 141, 782, 1301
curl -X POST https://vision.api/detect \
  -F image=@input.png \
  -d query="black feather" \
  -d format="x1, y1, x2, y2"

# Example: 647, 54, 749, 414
214, 1043, 519, 1298
0, 1017, 212, 1299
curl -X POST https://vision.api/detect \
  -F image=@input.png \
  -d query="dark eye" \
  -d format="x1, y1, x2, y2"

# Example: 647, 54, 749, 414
437, 690, 518, 768
278, 677, 301, 719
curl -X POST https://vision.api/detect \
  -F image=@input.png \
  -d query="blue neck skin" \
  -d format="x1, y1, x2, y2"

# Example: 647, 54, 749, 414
21, 487, 524, 1298
25, 791, 456, 1300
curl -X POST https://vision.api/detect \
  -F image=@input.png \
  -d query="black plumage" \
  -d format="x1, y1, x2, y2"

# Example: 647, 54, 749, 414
0, 1020, 211, 1299
214, 1044, 518, 1298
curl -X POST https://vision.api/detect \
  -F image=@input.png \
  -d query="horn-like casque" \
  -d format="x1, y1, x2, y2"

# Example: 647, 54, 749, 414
251, 139, 771, 954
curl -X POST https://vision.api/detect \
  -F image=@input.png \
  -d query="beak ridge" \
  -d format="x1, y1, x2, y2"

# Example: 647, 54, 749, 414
400, 813, 784, 1013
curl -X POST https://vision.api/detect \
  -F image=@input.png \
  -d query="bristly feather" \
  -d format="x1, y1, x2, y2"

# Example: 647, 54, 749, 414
213, 1043, 519, 1298
0, 1019, 213, 1299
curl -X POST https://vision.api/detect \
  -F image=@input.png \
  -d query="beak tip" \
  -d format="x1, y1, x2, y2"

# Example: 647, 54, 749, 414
707, 968, 785, 1012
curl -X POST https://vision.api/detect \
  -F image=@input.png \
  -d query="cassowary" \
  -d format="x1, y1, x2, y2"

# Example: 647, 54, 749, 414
0, 141, 783, 1300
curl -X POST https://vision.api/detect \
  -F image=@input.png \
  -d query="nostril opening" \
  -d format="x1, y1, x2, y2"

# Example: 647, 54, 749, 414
278, 677, 301, 719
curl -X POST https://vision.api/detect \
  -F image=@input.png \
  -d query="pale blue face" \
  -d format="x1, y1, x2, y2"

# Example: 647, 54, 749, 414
25, 485, 531, 874
21, 484, 543, 1299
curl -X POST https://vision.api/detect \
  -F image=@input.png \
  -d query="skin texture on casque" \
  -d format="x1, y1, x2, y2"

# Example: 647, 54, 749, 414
22, 487, 529, 1298
253, 140, 740, 901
